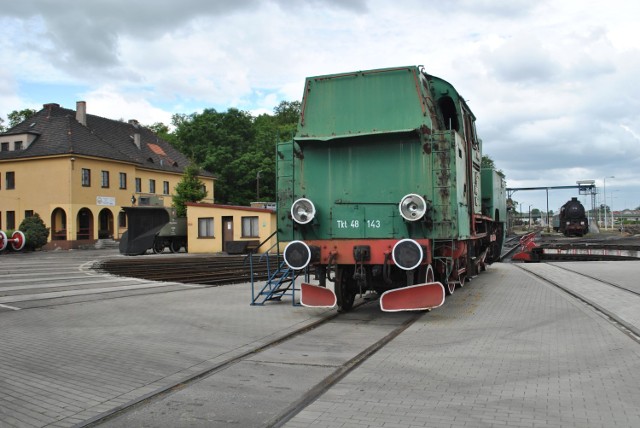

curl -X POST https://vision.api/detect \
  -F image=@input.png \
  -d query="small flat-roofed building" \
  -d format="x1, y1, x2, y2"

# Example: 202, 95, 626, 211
186, 203, 276, 254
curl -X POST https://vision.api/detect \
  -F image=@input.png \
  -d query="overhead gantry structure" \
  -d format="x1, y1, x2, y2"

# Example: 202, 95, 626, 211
506, 181, 597, 231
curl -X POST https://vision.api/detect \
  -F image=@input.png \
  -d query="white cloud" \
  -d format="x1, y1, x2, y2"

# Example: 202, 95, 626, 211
1, 0, 639, 209
80, 86, 173, 126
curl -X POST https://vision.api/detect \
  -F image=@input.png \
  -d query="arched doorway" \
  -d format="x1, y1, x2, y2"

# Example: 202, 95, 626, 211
51, 208, 67, 240
77, 208, 94, 240
98, 208, 114, 239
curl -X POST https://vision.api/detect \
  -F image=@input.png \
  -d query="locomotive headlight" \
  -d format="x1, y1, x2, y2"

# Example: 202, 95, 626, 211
399, 194, 427, 222
392, 239, 424, 271
283, 240, 320, 270
291, 198, 316, 225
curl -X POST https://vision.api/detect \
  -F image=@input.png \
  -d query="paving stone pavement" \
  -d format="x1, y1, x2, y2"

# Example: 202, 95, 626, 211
0, 249, 332, 428
284, 262, 640, 428
2, 249, 639, 428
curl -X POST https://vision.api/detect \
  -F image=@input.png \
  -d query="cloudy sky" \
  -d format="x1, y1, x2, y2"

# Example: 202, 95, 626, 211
2, 0, 639, 214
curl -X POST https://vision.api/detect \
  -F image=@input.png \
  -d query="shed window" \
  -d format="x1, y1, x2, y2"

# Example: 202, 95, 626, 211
198, 218, 214, 237
241, 216, 259, 238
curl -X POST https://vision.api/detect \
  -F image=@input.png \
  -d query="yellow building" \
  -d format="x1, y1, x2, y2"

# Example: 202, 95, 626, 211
0, 102, 215, 249
186, 203, 277, 254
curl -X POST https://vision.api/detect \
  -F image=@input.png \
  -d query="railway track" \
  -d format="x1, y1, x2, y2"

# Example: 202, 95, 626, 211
515, 262, 640, 341
81, 300, 422, 427
504, 232, 640, 262
93, 254, 281, 285
500, 234, 528, 261
549, 263, 640, 298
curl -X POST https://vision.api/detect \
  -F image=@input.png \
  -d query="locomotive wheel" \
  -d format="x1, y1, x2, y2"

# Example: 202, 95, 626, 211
335, 266, 356, 312
169, 240, 180, 253
152, 239, 164, 254
458, 274, 466, 287
425, 264, 435, 283
444, 279, 455, 295
438, 260, 455, 295
456, 259, 465, 288
415, 264, 435, 284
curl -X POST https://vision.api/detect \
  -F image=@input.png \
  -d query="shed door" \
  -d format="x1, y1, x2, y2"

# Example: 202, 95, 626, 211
222, 217, 234, 252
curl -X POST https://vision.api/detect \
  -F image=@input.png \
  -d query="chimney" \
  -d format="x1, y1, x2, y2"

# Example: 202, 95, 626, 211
76, 101, 87, 126
129, 119, 141, 149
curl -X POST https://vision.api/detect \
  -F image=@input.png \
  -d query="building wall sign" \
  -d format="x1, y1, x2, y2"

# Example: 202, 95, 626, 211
97, 196, 116, 206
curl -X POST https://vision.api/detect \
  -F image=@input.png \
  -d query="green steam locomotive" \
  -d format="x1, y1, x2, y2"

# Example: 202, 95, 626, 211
277, 66, 506, 312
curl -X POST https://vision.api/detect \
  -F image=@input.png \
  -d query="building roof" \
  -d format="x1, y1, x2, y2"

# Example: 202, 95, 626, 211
186, 202, 276, 214
0, 102, 214, 177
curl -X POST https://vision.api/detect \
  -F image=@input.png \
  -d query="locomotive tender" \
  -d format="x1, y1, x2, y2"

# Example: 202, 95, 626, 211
277, 66, 506, 312
559, 197, 589, 237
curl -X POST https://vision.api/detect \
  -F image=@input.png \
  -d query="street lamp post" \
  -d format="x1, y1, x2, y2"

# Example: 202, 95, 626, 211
603, 176, 614, 229
528, 205, 532, 229
256, 170, 262, 200
610, 190, 619, 230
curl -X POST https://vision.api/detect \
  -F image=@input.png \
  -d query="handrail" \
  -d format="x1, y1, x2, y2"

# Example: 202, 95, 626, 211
250, 230, 278, 255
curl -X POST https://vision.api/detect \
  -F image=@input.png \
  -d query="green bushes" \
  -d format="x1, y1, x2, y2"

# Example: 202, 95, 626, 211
19, 213, 50, 251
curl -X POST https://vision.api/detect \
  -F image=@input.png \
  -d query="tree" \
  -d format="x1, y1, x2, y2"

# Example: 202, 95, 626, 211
273, 100, 301, 138
19, 213, 50, 251
167, 101, 300, 205
146, 122, 177, 146
8, 109, 37, 128
173, 164, 208, 217
481, 154, 505, 177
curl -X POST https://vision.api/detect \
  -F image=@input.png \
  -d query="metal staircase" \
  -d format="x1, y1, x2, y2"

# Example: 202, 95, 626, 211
247, 232, 305, 306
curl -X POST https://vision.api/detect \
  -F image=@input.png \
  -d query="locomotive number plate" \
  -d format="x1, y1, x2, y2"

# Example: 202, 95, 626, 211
335, 219, 381, 229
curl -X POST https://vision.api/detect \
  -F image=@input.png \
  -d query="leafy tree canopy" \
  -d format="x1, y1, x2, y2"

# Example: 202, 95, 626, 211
481, 154, 505, 178
173, 164, 208, 217
1, 108, 38, 132
168, 101, 300, 205
8, 109, 37, 128
146, 122, 178, 146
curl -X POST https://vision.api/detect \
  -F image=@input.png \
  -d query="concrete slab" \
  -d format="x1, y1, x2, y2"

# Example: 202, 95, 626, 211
283, 262, 640, 428
2, 250, 639, 428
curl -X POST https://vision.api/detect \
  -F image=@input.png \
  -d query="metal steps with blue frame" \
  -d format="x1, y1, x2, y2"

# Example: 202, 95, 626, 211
247, 233, 306, 306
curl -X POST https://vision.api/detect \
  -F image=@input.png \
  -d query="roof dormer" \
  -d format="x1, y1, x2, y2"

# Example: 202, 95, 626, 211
0, 133, 38, 152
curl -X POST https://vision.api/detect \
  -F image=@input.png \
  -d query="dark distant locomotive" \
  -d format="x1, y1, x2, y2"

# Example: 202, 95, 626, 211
559, 197, 588, 237
277, 66, 506, 312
